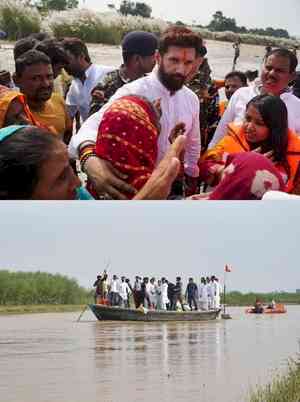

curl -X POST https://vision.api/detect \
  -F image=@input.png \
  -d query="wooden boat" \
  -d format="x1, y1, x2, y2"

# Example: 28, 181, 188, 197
89, 304, 221, 322
245, 304, 287, 314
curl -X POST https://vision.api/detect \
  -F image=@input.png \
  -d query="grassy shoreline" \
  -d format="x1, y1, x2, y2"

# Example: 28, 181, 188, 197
249, 358, 300, 402
0, 304, 86, 315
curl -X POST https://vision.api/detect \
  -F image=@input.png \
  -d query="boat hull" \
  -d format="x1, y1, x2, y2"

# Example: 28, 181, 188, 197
89, 304, 221, 322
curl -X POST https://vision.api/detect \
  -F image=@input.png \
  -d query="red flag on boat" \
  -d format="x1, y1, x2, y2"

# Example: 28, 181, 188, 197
225, 264, 232, 272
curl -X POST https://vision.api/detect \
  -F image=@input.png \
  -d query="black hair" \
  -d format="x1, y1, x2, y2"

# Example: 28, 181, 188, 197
14, 37, 39, 61
15, 50, 51, 77
62, 37, 91, 63
245, 70, 259, 82
267, 48, 298, 72
35, 39, 69, 66
225, 70, 247, 86
246, 94, 289, 167
29, 32, 51, 42
0, 126, 60, 200
159, 26, 203, 56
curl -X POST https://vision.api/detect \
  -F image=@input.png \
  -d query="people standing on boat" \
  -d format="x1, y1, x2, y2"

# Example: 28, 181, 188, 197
199, 277, 209, 310
206, 276, 213, 309
211, 276, 222, 309
101, 272, 109, 302
109, 274, 120, 306
161, 278, 170, 310
141, 277, 151, 308
118, 276, 131, 308
155, 279, 163, 310
253, 298, 264, 313
209, 48, 300, 148
149, 277, 157, 309
133, 276, 142, 308
93, 274, 102, 303
185, 277, 198, 310
171, 277, 185, 311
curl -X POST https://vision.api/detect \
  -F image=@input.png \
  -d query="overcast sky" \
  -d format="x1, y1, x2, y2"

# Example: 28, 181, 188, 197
0, 201, 299, 293
80, 0, 300, 36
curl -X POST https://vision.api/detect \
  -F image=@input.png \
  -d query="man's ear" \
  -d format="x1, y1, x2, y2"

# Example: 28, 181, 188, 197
289, 71, 297, 84
156, 52, 162, 66
12, 72, 19, 87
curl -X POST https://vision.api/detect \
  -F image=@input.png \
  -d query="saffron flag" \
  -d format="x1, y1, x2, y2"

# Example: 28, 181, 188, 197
225, 264, 232, 272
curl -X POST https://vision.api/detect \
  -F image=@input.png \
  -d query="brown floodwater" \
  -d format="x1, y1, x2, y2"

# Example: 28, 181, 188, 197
0, 306, 299, 402
0, 39, 268, 80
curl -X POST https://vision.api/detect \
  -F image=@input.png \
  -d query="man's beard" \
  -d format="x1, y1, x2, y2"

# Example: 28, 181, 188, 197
158, 64, 185, 92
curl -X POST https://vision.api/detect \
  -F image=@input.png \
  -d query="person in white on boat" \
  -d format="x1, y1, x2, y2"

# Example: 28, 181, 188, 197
161, 278, 170, 310
118, 276, 131, 308
211, 276, 222, 309
206, 276, 213, 310
199, 277, 209, 311
109, 274, 120, 306
149, 277, 157, 309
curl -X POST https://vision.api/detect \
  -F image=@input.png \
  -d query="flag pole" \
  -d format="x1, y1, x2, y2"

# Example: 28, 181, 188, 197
221, 264, 232, 319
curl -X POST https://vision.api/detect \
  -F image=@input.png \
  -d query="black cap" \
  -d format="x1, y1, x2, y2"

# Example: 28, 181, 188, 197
122, 31, 158, 57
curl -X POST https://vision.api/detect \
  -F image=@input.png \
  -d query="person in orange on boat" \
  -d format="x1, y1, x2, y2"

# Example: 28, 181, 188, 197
13, 50, 72, 144
219, 71, 248, 117
0, 85, 42, 128
202, 94, 300, 193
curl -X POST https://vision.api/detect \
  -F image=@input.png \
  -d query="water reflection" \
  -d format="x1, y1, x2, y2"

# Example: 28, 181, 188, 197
0, 307, 300, 402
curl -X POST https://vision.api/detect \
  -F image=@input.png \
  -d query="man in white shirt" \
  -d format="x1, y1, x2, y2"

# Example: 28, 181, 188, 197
209, 48, 300, 148
109, 274, 120, 306
62, 38, 114, 122
118, 276, 130, 308
69, 26, 203, 199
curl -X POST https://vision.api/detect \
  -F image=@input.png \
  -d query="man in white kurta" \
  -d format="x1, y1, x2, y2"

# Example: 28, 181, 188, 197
212, 277, 222, 309
69, 69, 201, 176
69, 27, 203, 199
209, 48, 300, 148
118, 276, 130, 308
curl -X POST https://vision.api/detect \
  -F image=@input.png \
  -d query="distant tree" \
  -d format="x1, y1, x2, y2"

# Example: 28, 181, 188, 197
208, 10, 238, 33
119, 0, 152, 18
34, 0, 78, 11
175, 21, 185, 26
107, 3, 116, 9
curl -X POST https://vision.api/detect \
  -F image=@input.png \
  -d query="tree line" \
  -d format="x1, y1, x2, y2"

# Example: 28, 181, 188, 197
0, 270, 92, 305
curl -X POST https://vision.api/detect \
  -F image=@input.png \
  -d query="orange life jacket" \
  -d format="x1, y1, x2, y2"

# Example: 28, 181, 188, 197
203, 123, 300, 192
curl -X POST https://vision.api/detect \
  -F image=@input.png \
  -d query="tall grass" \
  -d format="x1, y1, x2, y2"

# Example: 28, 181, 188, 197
249, 358, 300, 402
0, 270, 92, 305
0, 0, 41, 40
46, 9, 167, 44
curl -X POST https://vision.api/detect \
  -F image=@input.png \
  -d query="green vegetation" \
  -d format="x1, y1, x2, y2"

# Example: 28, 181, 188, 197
249, 358, 300, 402
207, 10, 290, 39
224, 291, 300, 306
0, 304, 85, 314
33, 0, 79, 12
118, 1, 152, 18
0, 0, 41, 40
0, 270, 92, 305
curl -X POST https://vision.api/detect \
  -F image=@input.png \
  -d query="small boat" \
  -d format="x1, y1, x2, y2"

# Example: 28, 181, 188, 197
89, 304, 221, 322
245, 304, 287, 314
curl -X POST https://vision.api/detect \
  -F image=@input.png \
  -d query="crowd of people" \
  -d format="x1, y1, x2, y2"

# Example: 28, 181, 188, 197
93, 272, 222, 311
1, 26, 300, 200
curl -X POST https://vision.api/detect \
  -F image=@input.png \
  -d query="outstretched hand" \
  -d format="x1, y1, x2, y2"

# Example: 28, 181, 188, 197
134, 135, 186, 200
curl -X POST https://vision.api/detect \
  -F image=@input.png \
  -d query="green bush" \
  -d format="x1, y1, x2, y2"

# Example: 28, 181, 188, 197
0, 270, 92, 305
0, 0, 41, 40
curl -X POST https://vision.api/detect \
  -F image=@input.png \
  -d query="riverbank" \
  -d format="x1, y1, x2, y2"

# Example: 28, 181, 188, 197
249, 358, 300, 402
0, 2, 298, 48
0, 304, 85, 315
